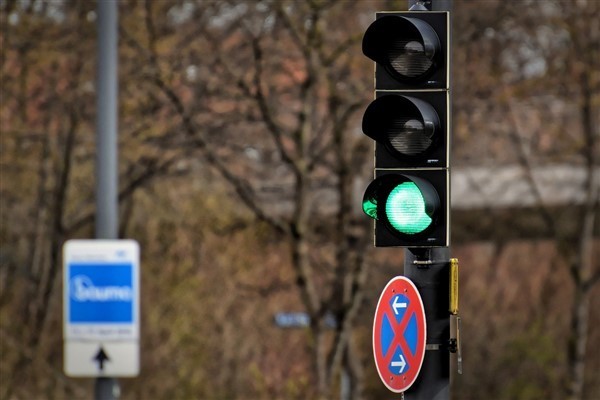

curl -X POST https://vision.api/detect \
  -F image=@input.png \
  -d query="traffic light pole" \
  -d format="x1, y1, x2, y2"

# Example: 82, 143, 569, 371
404, 0, 452, 400
404, 248, 450, 400
404, 2, 452, 400
408, 0, 452, 11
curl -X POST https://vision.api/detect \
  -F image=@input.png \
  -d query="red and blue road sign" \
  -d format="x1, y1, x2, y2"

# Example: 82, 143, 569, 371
373, 276, 426, 393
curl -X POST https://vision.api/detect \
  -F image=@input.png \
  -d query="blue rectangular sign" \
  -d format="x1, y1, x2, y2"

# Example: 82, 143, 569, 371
273, 312, 337, 329
68, 263, 134, 324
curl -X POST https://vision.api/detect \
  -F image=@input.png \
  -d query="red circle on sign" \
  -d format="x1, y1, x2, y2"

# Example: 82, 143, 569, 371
373, 276, 426, 393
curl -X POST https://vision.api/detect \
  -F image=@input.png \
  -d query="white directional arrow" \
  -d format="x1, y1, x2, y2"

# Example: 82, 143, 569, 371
391, 354, 407, 374
392, 296, 407, 315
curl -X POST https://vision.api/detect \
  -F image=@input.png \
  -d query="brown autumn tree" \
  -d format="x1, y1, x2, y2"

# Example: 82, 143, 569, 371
0, 1, 190, 397
117, 0, 380, 397
453, 0, 599, 398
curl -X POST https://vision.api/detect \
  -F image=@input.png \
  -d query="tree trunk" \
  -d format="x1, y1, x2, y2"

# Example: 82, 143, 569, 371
566, 65, 599, 400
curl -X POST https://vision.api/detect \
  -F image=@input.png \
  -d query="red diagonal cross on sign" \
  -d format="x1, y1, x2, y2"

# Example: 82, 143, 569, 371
382, 298, 418, 368
373, 276, 427, 393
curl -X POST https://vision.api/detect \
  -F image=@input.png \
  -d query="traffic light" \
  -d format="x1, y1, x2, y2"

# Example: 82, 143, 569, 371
362, 12, 450, 247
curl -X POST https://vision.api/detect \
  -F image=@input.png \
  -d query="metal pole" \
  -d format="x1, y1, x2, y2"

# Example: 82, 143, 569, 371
404, 248, 450, 400
405, 1, 452, 400
95, 0, 119, 399
408, 0, 452, 11
95, 377, 120, 400
341, 365, 351, 400
96, 0, 119, 241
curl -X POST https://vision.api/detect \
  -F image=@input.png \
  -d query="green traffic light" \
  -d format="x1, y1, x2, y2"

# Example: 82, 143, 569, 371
385, 182, 432, 234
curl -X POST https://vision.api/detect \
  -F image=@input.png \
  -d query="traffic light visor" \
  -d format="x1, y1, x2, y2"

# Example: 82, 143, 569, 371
362, 95, 440, 159
362, 15, 441, 83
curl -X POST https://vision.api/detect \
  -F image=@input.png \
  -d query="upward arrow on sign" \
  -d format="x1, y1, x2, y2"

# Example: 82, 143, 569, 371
93, 347, 110, 371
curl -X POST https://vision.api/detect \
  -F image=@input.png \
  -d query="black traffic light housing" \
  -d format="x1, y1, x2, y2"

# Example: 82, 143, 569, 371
363, 170, 449, 247
362, 92, 448, 169
362, 11, 450, 247
363, 13, 448, 90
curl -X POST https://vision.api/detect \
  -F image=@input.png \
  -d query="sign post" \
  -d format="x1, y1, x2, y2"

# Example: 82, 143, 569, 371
63, 240, 140, 378
94, 0, 120, 397
404, 248, 451, 400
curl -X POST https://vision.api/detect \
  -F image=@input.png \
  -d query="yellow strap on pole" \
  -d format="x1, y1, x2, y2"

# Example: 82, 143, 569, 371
449, 258, 459, 315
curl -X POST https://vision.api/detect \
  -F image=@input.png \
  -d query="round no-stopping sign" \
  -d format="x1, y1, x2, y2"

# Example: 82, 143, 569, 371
373, 276, 426, 393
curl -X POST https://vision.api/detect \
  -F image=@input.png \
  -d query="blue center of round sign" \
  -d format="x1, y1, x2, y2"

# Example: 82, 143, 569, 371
380, 294, 419, 376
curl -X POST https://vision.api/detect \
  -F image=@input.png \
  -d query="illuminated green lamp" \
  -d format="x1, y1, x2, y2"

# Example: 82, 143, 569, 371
362, 174, 440, 244
385, 182, 432, 234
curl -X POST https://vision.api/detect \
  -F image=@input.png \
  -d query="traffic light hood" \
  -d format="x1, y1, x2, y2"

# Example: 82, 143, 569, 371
362, 94, 441, 160
362, 15, 442, 83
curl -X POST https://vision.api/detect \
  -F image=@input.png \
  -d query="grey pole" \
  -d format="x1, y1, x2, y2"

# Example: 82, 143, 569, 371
96, 0, 119, 241
95, 1, 119, 399
341, 365, 351, 400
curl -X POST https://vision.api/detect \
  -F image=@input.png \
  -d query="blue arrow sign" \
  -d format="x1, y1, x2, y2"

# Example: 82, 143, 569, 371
273, 312, 337, 329
390, 347, 408, 374
389, 294, 409, 323
373, 276, 427, 393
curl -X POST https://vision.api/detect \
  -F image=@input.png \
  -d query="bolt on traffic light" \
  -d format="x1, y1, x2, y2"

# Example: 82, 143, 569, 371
362, 12, 450, 247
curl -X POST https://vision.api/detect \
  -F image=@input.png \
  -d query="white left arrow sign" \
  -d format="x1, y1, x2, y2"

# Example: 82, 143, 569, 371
392, 296, 407, 315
